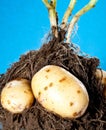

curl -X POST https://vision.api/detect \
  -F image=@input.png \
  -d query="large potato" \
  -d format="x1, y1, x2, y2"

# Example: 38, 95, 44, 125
31, 65, 89, 118
1, 79, 34, 113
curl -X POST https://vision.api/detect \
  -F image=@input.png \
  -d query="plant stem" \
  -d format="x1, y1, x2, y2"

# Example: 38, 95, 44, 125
61, 0, 77, 30
42, 0, 58, 37
66, 0, 98, 43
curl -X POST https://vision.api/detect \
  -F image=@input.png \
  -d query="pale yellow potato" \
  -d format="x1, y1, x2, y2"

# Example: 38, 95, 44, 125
95, 69, 106, 97
95, 69, 106, 84
1, 79, 34, 113
31, 65, 89, 118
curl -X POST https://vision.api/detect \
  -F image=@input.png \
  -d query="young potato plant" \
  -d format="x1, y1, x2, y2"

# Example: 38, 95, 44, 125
0, 0, 100, 119
31, 0, 99, 119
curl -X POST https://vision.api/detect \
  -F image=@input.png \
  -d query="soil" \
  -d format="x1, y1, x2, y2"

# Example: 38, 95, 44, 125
0, 31, 106, 130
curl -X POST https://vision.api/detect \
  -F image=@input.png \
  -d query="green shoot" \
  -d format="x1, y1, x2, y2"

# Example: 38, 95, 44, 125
61, 0, 77, 30
66, 0, 98, 43
42, 0, 58, 37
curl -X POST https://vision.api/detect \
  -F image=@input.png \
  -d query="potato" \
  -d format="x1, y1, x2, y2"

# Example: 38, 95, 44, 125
95, 69, 106, 97
31, 65, 89, 118
1, 79, 34, 113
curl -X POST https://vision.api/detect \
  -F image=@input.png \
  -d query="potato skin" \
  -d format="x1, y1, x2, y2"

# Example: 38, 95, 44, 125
32, 65, 89, 118
1, 79, 34, 113
95, 69, 106, 97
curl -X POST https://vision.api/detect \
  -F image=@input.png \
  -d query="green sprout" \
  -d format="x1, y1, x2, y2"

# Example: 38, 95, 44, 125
42, 0, 98, 43
66, 0, 98, 43
61, 0, 77, 30
42, 0, 58, 37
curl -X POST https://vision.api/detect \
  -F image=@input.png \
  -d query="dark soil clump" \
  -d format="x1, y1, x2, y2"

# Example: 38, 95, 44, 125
0, 34, 106, 130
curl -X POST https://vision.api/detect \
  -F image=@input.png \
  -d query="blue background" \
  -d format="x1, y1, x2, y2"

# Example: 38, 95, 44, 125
0, 0, 106, 74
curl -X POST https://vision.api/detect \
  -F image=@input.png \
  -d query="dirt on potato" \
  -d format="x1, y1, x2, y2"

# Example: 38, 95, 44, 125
0, 31, 106, 130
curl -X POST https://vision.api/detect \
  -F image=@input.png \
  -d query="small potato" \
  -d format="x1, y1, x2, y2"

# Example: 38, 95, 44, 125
1, 79, 34, 113
95, 69, 106, 97
31, 65, 89, 118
